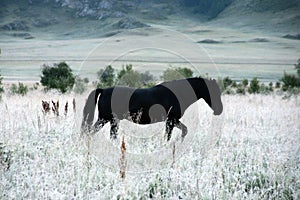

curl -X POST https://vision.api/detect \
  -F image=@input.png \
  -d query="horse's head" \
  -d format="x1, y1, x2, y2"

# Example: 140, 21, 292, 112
204, 79, 223, 115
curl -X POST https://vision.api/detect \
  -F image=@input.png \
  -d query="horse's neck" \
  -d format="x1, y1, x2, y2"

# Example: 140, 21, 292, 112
191, 79, 210, 100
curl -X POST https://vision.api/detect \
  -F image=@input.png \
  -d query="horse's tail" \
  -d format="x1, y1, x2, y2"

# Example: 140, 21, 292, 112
81, 88, 103, 133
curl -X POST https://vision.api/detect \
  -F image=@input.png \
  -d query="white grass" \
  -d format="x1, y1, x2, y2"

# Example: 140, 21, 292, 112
0, 92, 299, 199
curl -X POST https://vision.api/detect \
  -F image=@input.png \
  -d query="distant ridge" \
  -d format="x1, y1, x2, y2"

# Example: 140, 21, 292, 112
0, 0, 299, 39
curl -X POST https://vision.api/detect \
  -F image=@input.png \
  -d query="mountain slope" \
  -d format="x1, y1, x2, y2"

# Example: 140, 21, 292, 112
212, 0, 300, 34
0, 0, 299, 39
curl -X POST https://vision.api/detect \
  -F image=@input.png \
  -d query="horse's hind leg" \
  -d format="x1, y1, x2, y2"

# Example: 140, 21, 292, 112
175, 120, 188, 142
110, 118, 120, 140
165, 119, 175, 141
93, 118, 108, 133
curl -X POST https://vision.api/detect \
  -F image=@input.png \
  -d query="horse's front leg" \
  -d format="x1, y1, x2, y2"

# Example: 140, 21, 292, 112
165, 119, 175, 141
175, 120, 188, 142
110, 118, 120, 140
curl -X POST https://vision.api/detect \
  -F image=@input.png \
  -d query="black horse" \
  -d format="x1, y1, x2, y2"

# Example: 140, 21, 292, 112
81, 77, 223, 141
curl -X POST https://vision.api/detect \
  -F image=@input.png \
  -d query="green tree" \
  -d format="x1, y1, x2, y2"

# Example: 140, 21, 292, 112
0, 72, 4, 101
117, 64, 142, 87
97, 65, 115, 87
161, 67, 193, 81
242, 79, 249, 87
280, 72, 298, 91
141, 71, 154, 84
176, 67, 193, 78
0, 72, 4, 94
275, 81, 281, 88
223, 76, 233, 89
248, 77, 260, 94
40, 62, 75, 93
268, 82, 273, 92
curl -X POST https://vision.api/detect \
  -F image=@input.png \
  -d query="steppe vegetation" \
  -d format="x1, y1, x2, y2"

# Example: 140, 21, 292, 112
0, 59, 299, 199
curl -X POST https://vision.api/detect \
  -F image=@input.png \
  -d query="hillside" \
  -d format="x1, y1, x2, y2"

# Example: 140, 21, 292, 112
212, 0, 300, 34
0, 0, 299, 39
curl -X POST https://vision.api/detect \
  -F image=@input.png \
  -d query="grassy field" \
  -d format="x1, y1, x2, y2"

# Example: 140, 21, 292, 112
0, 91, 299, 199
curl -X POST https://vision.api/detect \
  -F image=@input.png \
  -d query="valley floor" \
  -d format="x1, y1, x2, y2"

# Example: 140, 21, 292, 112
0, 92, 299, 199
1, 25, 299, 83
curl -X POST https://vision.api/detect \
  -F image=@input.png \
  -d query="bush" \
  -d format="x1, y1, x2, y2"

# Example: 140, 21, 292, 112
83, 77, 89, 84
10, 82, 28, 96
117, 64, 142, 87
161, 67, 193, 81
0, 73, 3, 93
268, 82, 273, 92
242, 79, 249, 87
97, 65, 115, 87
275, 81, 281, 88
231, 80, 237, 88
0, 72, 4, 101
259, 83, 270, 94
248, 77, 260, 94
74, 77, 87, 94
236, 83, 246, 95
141, 71, 154, 85
280, 72, 298, 91
116, 64, 155, 88
223, 76, 233, 89
40, 62, 75, 93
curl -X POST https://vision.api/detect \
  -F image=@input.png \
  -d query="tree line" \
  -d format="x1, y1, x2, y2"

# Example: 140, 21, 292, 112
0, 59, 299, 98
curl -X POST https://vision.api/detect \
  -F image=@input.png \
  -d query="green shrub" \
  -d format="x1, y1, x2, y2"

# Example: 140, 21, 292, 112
97, 65, 155, 88
10, 84, 17, 94
161, 67, 193, 81
83, 77, 89, 84
0, 72, 4, 93
74, 77, 87, 94
236, 84, 246, 95
242, 79, 249, 87
10, 82, 28, 96
248, 77, 260, 94
40, 62, 75, 93
0, 72, 4, 100
224, 88, 235, 95
147, 175, 167, 198
268, 82, 273, 92
259, 83, 270, 94
117, 64, 142, 87
97, 65, 115, 87
231, 80, 237, 88
275, 81, 281, 88
223, 76, 233, 89
116, 64, 155, 88
141, 71, 154, 85
33, 82, 39, 90
176, 67, 193, 78
280, 72, 298, 91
